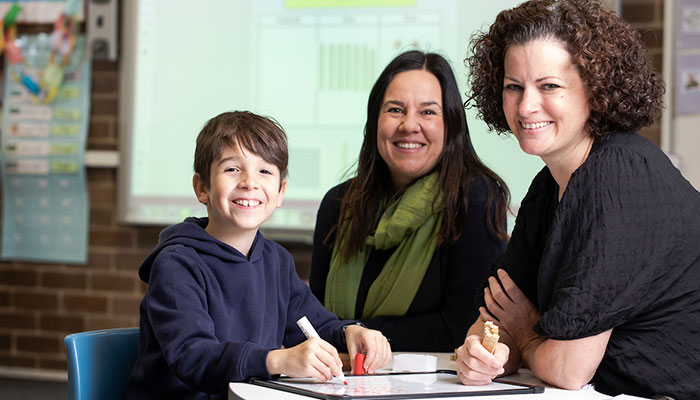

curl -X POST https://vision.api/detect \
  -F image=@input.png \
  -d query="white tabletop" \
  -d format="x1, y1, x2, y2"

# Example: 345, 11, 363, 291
228, 352, 617, 399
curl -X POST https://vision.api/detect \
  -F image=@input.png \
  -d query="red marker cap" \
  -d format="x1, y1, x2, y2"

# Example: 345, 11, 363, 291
354, 353, 366, 375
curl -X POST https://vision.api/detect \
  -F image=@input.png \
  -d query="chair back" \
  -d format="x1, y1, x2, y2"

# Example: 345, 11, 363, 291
64, 327, 139, 400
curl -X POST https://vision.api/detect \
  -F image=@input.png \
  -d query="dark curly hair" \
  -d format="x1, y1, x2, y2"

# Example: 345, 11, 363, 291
465, 0, 665, 139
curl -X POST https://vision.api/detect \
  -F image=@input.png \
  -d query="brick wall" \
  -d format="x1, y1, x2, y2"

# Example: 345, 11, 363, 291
622, 0, 665, 145
0, 0, 664, 374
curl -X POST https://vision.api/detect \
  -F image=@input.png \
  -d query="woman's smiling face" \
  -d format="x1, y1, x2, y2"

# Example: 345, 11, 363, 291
377, 69, 445, 190
502, 38, 592, 165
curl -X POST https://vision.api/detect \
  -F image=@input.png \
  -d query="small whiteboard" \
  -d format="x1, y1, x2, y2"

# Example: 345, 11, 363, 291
250, 370, 543, 399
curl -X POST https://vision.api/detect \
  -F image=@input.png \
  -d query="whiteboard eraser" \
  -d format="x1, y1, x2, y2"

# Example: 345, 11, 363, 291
392, 354, 437, 373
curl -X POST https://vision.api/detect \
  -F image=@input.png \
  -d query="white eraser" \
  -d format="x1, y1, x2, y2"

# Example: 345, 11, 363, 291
392, 354, 437, 373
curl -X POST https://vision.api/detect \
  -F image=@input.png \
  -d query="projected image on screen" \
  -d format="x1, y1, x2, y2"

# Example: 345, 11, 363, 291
120, 0, 541, 238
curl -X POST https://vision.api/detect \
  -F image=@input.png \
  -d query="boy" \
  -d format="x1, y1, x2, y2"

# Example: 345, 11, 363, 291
126, 111, 392, 399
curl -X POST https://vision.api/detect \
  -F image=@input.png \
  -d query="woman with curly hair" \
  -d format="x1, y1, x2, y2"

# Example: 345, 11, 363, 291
455, 1, 700, 398
310, 50, 509, 352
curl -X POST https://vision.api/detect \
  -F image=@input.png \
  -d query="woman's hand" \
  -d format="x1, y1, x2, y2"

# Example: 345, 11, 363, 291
455, 331, 509, 385
482, 269, 543, 358
344, 325, 392, 373
266, 338, 343, 381
480, 269, 611, 388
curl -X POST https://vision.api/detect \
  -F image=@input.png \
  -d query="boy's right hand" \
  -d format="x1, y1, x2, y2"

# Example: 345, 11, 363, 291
455, 334, 508, 385
266, 337, 343, 382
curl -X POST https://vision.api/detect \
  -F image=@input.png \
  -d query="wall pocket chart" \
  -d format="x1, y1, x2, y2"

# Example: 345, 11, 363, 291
1, 35, 91, 263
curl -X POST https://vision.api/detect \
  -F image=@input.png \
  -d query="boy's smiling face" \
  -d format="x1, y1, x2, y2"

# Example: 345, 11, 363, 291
193, 141, 286, 252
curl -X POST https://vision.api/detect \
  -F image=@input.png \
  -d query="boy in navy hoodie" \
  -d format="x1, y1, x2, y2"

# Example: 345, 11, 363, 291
126, 111, 392, 399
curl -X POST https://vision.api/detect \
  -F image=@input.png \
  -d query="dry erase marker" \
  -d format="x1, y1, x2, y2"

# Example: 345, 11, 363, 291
296, 316, 348, 385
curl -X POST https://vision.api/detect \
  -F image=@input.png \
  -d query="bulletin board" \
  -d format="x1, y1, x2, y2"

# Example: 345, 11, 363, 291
250, 371, 543, 399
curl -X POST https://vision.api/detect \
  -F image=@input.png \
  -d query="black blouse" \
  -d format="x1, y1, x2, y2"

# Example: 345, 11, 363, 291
311, 176, 506, 351
478, 132, 700, 399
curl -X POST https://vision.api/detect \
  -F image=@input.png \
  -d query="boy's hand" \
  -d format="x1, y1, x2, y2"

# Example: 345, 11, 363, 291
266, 337, 343, 382
344, 325, 392, 374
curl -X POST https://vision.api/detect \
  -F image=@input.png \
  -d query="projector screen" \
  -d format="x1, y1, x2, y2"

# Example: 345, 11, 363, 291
119, 0, 543, 241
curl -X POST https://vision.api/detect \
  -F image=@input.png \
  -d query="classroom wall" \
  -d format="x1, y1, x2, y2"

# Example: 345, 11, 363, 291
0, 0, 666, 375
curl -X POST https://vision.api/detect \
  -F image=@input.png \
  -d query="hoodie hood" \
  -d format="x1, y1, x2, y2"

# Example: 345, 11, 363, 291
138, 217, 263, 283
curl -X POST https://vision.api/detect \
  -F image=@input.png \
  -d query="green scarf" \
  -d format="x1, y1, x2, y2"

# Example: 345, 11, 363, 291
325, 172, 443, 319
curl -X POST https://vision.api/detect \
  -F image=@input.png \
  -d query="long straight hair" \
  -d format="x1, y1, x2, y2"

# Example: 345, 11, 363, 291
330, 51, 510, 261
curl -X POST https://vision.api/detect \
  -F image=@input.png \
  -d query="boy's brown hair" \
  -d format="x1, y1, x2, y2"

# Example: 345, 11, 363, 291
193, 111, 289, 188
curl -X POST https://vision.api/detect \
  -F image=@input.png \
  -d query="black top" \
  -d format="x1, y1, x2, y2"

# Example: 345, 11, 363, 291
311, 176, 506, 351
477, 132, 700, 399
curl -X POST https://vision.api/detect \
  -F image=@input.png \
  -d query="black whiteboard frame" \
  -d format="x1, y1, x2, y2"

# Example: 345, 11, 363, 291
249, 370, 544, 399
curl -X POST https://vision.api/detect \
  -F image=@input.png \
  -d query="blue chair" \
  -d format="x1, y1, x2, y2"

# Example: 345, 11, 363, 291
64, 327, 139, 400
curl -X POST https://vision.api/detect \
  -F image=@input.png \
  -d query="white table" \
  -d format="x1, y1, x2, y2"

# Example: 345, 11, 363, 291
228, 352, 618, 399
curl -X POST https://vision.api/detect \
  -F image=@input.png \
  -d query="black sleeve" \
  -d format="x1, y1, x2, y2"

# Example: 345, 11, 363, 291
474, 167, 554, 312
309, 183, 347, 304
363, 177, 508, 351
535, 144, 700, 339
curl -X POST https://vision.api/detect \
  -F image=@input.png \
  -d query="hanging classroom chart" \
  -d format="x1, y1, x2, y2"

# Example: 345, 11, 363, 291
1, 35, 91, 264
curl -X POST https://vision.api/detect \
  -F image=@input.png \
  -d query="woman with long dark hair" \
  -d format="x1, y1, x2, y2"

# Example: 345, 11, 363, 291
310, 50, 509, 352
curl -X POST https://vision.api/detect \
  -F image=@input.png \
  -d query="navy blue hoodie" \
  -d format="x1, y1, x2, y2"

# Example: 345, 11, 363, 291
125, 217, 350, 399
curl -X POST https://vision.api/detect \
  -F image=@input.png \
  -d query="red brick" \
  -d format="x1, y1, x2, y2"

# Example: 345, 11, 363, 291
0, 289, 10, 307
63, 294, 108, 313
91, 59, 118, 72
0, 334, 10, 350
90, 208, 115, 226
87, 168, 116, 184
91, 98, 118, 116
86, 251, 114, 270
40, 314, 85, 332
638, 27, 662, 49
38, 357, 68, 371
115, 251, 148, 271
17, 335, 61, 353
0, 269, 38, 286
112, 296, 142, 316
0, 354, 35, 368
92, 73, 118, 93
137, 227, 163, 248
88, 119, 112, 139
282, 243, 312, 281
89, 228, 135, 248
91, 273, 136, 292
88, 184, 116, 207
622, 3, 655, 23
42, 271, 87, 289
87, 137, 119, 150
14, 292, 59, 311
86, 317, 138, 331
0, 312, 36, 329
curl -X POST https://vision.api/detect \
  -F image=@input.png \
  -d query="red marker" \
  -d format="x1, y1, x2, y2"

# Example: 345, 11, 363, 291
354, 353, 366, 375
